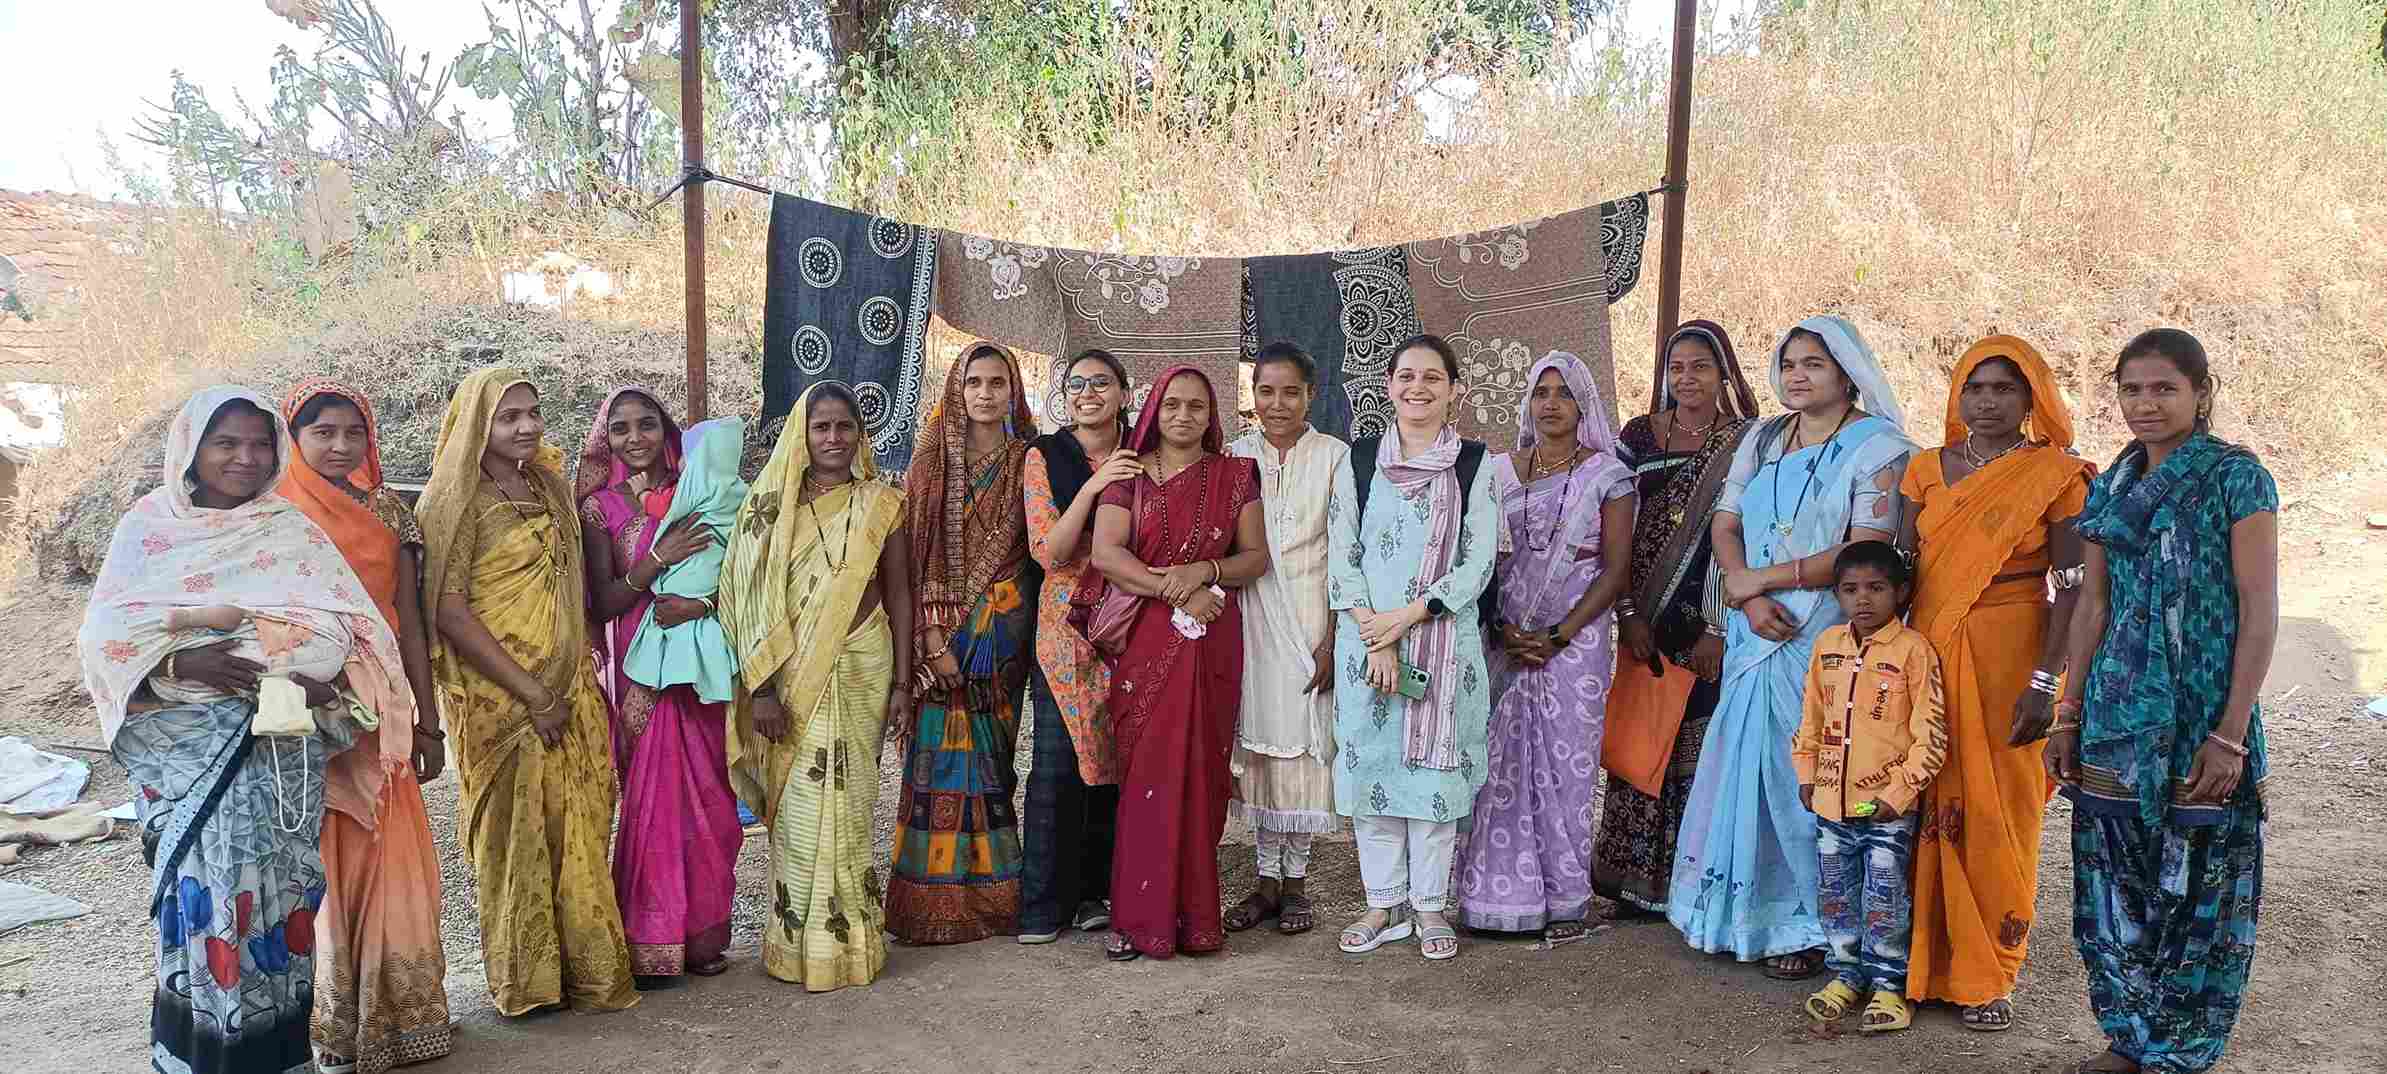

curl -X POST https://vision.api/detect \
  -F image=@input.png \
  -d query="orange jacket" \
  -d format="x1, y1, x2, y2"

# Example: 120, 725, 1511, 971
1792, 618, 1948, 820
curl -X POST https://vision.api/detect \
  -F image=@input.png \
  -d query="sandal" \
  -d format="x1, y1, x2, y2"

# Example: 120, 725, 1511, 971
1804, 980, 1861, 1023
1417, 920, 1459, 961
1858, 991, 1913, 1034
1104, 930, 1141, 962
689, 956, 731, 977
1277, 893, 1315, 935
1337, 909, 1414, 954
1224, 890, 1280, 933
1960, 997, 2015, 1032
1544, 920, 1588, 945
1761, 950, 1825, 980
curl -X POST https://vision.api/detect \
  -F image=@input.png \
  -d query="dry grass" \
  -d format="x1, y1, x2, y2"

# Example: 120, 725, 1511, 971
9, 0, 2386, 583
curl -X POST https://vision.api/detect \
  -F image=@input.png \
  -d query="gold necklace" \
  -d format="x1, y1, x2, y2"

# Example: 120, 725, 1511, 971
1961, 434, 2025, 469
481, 462, 565, 577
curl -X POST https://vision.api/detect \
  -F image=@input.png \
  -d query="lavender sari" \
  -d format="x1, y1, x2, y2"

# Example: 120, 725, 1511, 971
1457, 353, 1635, 932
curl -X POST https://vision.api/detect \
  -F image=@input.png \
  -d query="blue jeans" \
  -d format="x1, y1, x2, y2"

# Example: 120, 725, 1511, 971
1816, 814, 1918, 993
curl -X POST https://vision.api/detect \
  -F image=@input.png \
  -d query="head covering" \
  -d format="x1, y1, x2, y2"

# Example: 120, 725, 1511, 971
78, 387, 402, 746
1768, 315, 1909, 432
1516, 350, 1624, 459
1654, 320, 1761, 421
1945, 334, 2075, 449
1124, 365, 1227, 455
720, 385, 906, 819
415, 368, 588, 700
276, 379, 403, 632
575, 385, 684, 507
906, 344, 1037, 633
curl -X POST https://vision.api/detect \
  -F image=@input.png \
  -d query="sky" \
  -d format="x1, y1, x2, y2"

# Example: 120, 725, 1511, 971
0, 0, 1749, 199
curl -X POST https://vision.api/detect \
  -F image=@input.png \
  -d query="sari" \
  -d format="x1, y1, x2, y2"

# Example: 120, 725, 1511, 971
1592, 320, 1760, 913
575, 389, 743, 978
2065, 430, 2273, 1073
1667, 316, 1915, 960
1900, 338, 2094, 1006
1457, 352, 1635, 933
79, 387, 391, 1074
885, 345, 1039, 944
722, 383, 908, 990
419, 367, 637, 1015
1089, 366, 1260, 958
275, 379, 453, 1072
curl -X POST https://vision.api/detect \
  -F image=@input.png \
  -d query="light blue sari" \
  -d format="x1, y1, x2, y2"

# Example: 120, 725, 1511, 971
1667, 315, 1914, 960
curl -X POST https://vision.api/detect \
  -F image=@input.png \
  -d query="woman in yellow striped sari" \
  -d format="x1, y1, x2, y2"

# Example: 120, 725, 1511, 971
419, 367, 638, 1016
723, 382, 914, 991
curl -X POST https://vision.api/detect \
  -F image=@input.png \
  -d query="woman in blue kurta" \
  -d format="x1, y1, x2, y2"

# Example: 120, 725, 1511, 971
1668, 315, 1916, 976
2050, 328, 2277, 1074
1326, 335, 1500, 962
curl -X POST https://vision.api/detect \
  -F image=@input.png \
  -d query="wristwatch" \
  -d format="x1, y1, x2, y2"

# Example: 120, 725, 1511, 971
1425, 597, 1451, 618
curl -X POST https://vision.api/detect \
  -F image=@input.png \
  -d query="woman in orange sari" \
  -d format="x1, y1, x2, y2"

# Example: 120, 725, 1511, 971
1897, 336, 2093, 1031
278, 380, 453, 1073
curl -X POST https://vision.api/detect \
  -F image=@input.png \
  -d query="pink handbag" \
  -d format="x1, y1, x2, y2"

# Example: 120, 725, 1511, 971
1066, 482, 1144, 658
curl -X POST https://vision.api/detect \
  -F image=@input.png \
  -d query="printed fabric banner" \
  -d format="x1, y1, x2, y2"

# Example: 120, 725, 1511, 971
760, 191, 1650, 468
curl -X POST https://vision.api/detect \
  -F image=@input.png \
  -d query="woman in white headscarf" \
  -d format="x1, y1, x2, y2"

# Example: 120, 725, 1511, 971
1666, 316, 1916, 979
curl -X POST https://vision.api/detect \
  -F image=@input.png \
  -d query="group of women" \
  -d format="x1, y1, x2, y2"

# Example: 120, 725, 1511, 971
80, 311, 2275, 1074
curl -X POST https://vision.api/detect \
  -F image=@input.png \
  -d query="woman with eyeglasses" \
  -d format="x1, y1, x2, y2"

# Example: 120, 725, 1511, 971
1017, 350, 1141, 943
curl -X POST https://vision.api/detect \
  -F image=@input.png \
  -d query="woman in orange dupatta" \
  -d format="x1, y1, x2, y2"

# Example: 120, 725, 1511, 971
277, 380, 453, 1072
1897, 336, 2094, 1031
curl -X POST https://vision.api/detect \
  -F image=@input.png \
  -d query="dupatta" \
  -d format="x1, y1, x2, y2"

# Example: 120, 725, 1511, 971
906, 345, 1036, 649
1908, 335, 2094, 649
416, 367, 590, 707
624, 418, 748, 703
720, 384, 906, 821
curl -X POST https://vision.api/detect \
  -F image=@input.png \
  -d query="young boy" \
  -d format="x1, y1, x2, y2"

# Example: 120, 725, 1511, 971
1792, 540, 1947, 1034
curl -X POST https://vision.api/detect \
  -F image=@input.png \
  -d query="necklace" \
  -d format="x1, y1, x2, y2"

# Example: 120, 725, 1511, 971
481, 461, 565, 577
1527, 445, 1576, 484
1766, 408, 1854, 537
1664, 406, 1719, 449
805, 474, 857, 574
1525, 455, 1580, 553
1961, 434, 2025, 470
1152, 453, 1198, 486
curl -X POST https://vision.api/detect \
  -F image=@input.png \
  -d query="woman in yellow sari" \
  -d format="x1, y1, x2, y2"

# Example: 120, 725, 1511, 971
722, 382, 914, 991
1896, 336, 2093, 1030
419, 367, 638, 1016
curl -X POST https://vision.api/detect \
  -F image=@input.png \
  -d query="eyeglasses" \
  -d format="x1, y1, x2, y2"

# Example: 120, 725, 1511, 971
1064, 375, 1117, 395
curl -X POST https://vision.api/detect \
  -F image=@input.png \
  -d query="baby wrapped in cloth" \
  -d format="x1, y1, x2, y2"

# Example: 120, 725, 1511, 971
157, 605, 375, 733
623, 418, 749, 702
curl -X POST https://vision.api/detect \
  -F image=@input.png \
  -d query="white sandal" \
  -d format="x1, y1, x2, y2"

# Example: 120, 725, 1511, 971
1337, 909, 1414, 954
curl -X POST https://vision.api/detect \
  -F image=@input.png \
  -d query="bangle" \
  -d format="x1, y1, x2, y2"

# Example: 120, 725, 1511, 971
165, 652, 179, 680
1209, 559, 1222, 586
1704, 622, 1726, 639
2050, 565, 2085, 591
2028, 669, 2060, 695
2047, 720, 2083, 735
413, 724, 446, 741
2205, 732, 2249, 758
1546, 627, 1570, 649
1616, 597, 1639, 618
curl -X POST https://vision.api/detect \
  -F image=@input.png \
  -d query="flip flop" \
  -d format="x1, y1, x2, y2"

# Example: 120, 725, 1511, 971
1761, 950, 1825, 980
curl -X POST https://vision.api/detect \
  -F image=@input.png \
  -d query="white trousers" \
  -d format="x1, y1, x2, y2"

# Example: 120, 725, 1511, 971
1352, 814, 1458, 912
1255, 829, 1316, 880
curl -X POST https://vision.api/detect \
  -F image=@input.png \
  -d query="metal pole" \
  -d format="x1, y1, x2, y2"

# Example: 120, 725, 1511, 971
1653, 0, 1698, 365
680, 0, 708, 422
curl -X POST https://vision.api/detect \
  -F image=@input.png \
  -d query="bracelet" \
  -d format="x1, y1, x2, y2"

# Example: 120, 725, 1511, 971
2028, 669, 2060, 695
165, 652, 180, 680
1210, 559, 1223, 586
2047, 720, 2083, 735
626, 568, 653, 593
1546, 627, 1570, 649
698, 595, 718, 615
1704, 623, 1726, 639
2205, 732, 2249, 758
412, 724, 447, 741
2050, 565, 2085, 591
1616, 597, 1639, 618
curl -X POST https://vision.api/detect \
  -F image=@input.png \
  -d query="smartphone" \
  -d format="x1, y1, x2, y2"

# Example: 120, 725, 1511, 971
1396, 661, 1431, 701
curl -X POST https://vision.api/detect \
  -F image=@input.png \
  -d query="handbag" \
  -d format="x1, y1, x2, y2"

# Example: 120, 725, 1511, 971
1066, 481, 1145, 657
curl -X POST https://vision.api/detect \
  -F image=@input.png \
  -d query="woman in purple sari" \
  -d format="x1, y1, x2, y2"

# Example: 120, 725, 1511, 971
1456, 352, 1637, 941
575, 386, 740, 981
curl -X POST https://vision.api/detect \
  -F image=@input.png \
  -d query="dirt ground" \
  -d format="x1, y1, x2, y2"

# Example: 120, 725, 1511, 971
4, 483, 2384, 1074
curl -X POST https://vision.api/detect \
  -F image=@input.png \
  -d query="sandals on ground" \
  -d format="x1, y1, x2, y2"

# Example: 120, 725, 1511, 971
1417, 919, 1459, 961
1858, 991, 1913, 1034
689, 957, 731, 977
1761, 949, 1826, 980
1805, 980, 1862, 1023
1278, 893, 1315, 935
1961, 997, 2015, 1032
1337, 909, 1414, 954
1224, 890, 1280, 932
1104, 930, 1141, 962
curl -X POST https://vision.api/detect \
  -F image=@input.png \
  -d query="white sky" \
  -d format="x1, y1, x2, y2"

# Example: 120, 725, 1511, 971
0, 0, 1746, 198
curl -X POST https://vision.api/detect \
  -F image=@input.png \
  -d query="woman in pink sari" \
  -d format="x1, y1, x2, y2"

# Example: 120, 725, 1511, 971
1082, 366, 1271, 961
575, 386, 740, 981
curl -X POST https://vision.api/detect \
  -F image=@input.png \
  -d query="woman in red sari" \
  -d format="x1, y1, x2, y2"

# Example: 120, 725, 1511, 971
1084, 366, 1271, 961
